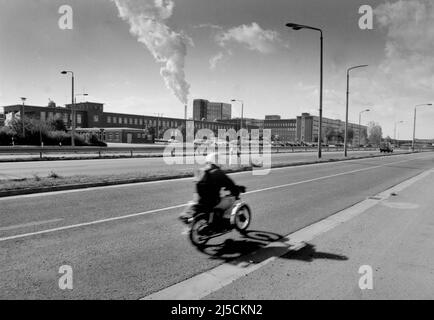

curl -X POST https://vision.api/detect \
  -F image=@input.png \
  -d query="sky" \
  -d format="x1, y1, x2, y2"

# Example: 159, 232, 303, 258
0, 0, 433, 139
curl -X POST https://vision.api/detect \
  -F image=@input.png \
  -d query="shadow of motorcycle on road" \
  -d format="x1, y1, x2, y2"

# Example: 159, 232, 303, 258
197, 230, 348, 266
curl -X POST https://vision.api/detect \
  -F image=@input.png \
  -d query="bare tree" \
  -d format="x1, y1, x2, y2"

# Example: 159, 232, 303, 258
368, 121, 383, 146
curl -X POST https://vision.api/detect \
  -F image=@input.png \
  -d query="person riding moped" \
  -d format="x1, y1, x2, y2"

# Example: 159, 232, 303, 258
180, 153, 242, 228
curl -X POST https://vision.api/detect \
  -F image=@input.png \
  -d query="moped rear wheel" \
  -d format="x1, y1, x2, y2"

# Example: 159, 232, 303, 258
189, 214, 210, 247
234, 205, 251, 234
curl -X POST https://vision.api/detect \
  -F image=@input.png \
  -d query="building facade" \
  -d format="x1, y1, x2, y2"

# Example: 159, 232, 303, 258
0, 113, 5, 127
74, 128, 153, 144
2, 102, 238, 143
3, 104, 87, 128
296, 112, 367, 145
264, 118, 297, 141
2, 103, 368, 145
221, 117, 296, 141
193, 99, 232, 121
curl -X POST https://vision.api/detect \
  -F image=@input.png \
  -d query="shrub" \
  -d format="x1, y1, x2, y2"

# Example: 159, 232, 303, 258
90, 134, 107, 147
48, 171, 61, 179
0, 126, 15, 145
0, 119, 107, 147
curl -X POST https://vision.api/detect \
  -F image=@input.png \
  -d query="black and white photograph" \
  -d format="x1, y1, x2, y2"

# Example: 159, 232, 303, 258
1, 0, 434, 306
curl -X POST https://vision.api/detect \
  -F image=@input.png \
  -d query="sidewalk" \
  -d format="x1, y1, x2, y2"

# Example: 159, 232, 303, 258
204, 168, 434, 300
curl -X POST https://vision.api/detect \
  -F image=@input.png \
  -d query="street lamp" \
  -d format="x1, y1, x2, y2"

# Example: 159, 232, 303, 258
20, 97, 26, 138
75, 93, 88, 104
61, 70, 75, 146
412, 103, 433, 151
358, 108, 370, 149
231, 99, 244, 130
394, 120, 404, 140
286, 22, 324, 158
394, 120, 404, 148
344, 65, 368, 157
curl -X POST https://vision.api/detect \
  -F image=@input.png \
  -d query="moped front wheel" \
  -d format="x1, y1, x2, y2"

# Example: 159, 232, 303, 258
234, 205, 251, 234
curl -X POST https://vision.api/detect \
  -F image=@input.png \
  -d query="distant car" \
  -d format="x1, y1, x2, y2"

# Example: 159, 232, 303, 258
379, 142, 394, 153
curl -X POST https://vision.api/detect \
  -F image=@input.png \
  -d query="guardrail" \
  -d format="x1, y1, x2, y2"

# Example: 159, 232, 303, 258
0, 145, 391, 159
0, 146, 165, 159
2, 145, 430, 161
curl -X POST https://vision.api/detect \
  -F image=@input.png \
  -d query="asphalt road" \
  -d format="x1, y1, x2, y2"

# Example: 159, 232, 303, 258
0, 150, 405, 180
206, 165, 434, 300
0, 152, 433, 299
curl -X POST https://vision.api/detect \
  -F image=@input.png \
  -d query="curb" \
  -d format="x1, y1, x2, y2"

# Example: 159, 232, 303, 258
0, 152, 416, 198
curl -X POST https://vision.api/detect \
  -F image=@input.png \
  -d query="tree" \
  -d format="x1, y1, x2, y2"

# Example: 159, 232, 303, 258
51, 118, 67, 132
368, 121, 383, 146
48, 99, 56, 108
359, 127, 368, 146
325, 127, 337, 143
348, 128, 354, 144
336, 129, 345, 143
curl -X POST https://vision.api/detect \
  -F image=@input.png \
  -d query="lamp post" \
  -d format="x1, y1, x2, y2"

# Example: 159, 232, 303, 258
20, 97, 26, 138
358, 108, 370, 149
61, 70, 75, 146
154, 113, 164, 139
231, 99, 244, 130
286, 22, 323, 158
394, 120, 404, 148
344, 65, 368, 157
412, 103, 433, 151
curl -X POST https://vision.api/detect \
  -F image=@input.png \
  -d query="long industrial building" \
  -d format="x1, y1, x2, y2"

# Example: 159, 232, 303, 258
2, 102, 367, 145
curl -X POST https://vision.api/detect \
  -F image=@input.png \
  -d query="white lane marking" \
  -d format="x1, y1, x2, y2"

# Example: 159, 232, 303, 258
244, 156, 430, 195
143, 168, 434, 300
0, 204, 186, 243
0, 152, 422, 201
0, 156, 429, 243
0, 219, 63, 232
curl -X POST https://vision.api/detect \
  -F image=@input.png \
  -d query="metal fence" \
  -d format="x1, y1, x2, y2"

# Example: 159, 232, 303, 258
0, 145, 405, 160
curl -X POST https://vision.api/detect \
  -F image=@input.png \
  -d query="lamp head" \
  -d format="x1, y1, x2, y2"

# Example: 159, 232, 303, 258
286, 23, 303, 30
61, 71, 67, 75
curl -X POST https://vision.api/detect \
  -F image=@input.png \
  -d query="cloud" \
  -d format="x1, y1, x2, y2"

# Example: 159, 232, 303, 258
216, 22, 282, 54
194, 24, 224, 31
111, 0, 191, 105
209, 52, 224, 70
324, 0, 434, 138
375, 0, 434, 92
206, 22, 284, 70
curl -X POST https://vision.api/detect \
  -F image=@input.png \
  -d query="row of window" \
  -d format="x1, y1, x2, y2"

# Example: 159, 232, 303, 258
265, 122, 296, 128
106, 132, 121, 141
106, 116, 182, 128
194, 123, 235, 130
41, 112, 82, 124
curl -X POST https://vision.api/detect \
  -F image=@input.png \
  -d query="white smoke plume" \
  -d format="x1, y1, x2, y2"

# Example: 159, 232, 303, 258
111, 0, 191, 105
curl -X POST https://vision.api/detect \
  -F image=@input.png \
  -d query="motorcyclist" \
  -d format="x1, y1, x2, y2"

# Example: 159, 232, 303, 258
180, 153, 240, 226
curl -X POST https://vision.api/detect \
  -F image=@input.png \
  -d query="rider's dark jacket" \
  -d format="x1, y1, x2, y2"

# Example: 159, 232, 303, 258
196, 164, 239, 211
